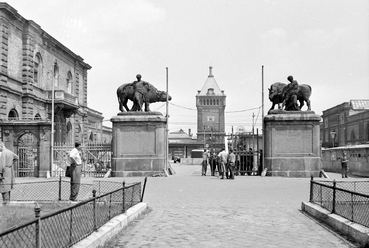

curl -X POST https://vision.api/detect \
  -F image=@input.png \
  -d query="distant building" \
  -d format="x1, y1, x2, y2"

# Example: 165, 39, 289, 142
168, 129, 201, 159
0, 3, 109, 177
196, 66, 226, 149
321, 100, 369, 147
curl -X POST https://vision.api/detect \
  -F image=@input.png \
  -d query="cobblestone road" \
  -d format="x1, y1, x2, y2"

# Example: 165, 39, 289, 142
108, 164, 357, 248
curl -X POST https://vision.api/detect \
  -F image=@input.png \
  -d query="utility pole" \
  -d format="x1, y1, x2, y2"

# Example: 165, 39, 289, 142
51, 62, 56, 178
261, 65, 265, 172
337, 113, 340, 147
252, 112, 255, 151
203, 125, 206, 149
165, 67, 169, 171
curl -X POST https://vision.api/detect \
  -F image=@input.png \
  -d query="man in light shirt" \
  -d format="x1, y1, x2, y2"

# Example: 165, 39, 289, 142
218, 148, 228, 180
69, 141, 82, 201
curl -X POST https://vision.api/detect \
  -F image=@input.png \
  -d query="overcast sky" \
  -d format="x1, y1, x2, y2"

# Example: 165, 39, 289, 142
7, 0, 369, 135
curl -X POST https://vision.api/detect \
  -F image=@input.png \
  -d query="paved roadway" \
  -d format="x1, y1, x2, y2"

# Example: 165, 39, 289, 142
105, 163, 359, 248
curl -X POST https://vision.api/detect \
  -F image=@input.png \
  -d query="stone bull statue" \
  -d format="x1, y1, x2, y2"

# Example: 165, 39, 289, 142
117, 74, 171, 112
268, 82, 312, 113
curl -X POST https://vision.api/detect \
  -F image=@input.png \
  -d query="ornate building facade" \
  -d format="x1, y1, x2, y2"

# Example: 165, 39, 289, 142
196, 66, 226, 149
0, 3, 105, 177
321, 100, 369, 147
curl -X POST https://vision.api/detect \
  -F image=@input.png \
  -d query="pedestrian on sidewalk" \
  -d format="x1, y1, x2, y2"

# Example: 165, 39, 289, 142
0, 141, 19, 205
227, 149, 236, 180
340, 151, 349, 178
218, 148, 228, 179
209, 148, 216, 176
201, 148, 209, 176
69, 141, 83, 201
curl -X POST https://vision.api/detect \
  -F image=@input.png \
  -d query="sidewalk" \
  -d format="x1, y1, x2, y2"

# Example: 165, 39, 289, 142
106, 164, 359, 248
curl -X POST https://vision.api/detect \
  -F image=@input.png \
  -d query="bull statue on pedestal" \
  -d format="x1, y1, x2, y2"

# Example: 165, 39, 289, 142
116, 74, 171, 112
268, 82, 312, 113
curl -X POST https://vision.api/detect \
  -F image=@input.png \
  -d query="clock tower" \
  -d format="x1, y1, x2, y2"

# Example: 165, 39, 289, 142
196, 66, 226, 148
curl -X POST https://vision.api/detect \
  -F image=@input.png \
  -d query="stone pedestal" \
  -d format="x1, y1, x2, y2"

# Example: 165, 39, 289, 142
111, 112, 167, 177
264, 110, 321, 177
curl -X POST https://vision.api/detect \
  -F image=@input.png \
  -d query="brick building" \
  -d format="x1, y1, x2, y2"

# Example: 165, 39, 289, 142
0, 3, 106, 177
320, 99, 369, 147
196, 66, 226, 149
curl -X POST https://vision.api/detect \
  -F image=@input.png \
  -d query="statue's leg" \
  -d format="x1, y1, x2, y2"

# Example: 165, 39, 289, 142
144, 102, 150, 112
299, 99, 304, 110
133, 92, 143, 111
122, 97, 129, 112
306, 99, 311, 110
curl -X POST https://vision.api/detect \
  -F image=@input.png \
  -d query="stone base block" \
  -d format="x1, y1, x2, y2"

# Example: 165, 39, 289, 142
264, 111, 321, 177
111, 113, 167, 177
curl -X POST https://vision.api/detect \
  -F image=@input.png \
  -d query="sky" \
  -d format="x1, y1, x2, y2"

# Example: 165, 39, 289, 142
6, 0, 369, 135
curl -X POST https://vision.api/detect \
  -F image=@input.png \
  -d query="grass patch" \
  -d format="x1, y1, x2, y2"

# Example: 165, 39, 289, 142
0, 201, 71, 233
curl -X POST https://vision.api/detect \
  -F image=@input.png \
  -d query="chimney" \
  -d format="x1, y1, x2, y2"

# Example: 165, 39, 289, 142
188, 129, 191, 136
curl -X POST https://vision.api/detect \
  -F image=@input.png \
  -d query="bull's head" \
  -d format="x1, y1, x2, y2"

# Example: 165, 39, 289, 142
268, 86, 278, 101
156, 91, 172, 102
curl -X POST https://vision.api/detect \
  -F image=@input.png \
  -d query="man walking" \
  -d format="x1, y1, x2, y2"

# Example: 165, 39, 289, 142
0, 141, 19, 205
69, 141, 82, 201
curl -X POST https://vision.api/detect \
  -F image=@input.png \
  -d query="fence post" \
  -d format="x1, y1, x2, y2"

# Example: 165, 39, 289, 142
122, 181, 126, 213
34, 202, 42, 248
59, 175, 62, 201
93, 189, 97, 231
141, 177, 148, 202
109, 193, 112, 219
309, 176, 313, 202
332, 180, 336, 214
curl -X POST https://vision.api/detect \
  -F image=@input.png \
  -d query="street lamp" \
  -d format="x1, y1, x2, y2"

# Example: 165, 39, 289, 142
330, 131, 336, 148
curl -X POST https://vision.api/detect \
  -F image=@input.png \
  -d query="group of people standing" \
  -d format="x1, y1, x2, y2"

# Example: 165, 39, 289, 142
201, 147, 236, 180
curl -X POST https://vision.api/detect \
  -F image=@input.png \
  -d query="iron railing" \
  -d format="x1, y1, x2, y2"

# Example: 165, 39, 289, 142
53, 143, 111, 178
310, 177, 369, 228
0, 181, 144, 248
0, 178, 136, 203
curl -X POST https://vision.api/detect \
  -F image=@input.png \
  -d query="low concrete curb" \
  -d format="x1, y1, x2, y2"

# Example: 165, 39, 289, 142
72, 202, 148, 248
301, 201, 369, 246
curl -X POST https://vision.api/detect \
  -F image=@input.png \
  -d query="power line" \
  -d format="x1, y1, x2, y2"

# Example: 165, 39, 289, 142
169, 102, 262, 113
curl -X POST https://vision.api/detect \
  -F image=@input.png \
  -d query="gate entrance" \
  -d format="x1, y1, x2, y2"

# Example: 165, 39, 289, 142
17, 133, 38, 177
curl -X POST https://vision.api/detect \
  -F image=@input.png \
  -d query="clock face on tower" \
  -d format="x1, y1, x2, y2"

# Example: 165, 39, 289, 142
202, 109, 219, 129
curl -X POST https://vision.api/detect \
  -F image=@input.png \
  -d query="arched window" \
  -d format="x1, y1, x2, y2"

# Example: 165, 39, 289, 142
34, 53, 42, 86
34, 114, 42, 120
366, 123, 369, 142
66, 71, 73, 94
8, 109, 18, 121
217, 99, 219, 105
351, 130, 356, 142
206, 99, 209, 105
53, 63, 59, 88
66, 122, 73, 144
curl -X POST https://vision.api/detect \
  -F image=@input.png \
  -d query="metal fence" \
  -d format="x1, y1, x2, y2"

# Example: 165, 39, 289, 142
0, 178, 136, 203
0, 181, 144, 248
53, 143, 111, 178
310, 178, 369, 228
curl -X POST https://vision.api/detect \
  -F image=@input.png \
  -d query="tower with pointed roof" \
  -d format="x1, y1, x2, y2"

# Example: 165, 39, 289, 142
196, 66, 226, 147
